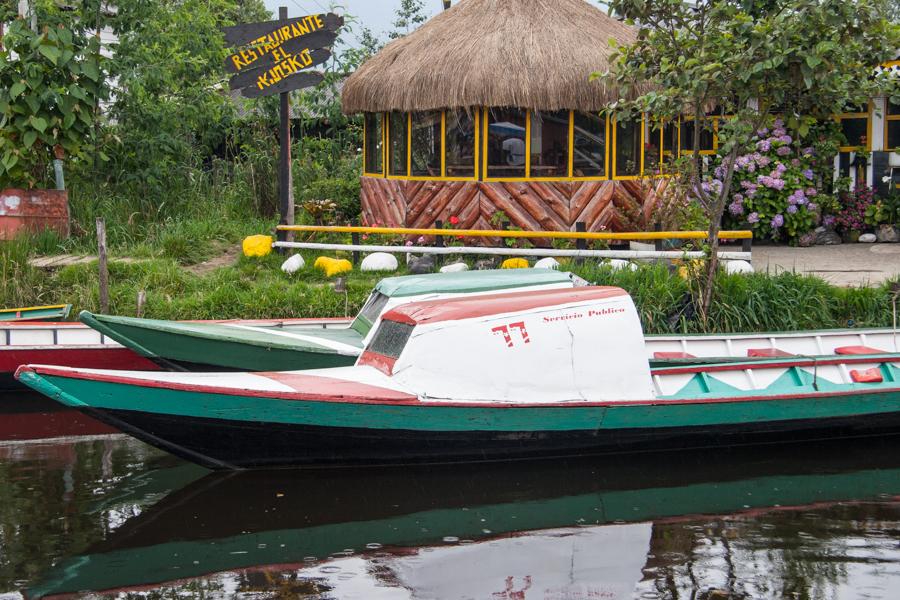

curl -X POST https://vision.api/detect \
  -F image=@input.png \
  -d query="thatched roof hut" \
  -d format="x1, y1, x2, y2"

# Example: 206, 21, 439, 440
341, 0, 638, 114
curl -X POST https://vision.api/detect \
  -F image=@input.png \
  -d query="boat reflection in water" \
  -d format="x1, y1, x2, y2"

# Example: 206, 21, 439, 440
30, 437, 900, 599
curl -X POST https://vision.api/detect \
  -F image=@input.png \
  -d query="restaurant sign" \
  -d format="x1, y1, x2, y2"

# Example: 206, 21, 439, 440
222, 12, 342, 98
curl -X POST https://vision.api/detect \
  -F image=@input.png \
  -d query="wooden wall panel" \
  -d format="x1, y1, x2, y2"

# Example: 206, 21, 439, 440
359, 177, 665, 239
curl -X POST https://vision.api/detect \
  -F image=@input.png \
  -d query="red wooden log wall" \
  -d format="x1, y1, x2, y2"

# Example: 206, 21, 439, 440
360, 178, 667, 238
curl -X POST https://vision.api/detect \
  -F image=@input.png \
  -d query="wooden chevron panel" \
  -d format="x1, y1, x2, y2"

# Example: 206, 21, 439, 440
359, 177, 668, 239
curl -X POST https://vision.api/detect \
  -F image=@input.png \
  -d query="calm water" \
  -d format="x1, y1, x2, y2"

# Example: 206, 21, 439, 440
1, 395, 899, 599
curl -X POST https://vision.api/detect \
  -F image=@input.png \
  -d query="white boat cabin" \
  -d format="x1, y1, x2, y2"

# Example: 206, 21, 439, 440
357, 286, 655, 403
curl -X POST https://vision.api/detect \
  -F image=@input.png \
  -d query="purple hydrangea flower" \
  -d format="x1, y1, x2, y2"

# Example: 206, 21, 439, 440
757, 139, 772, 152
748, 212, 760, 224
807, 203, 818, 212
771, 214, 784, 228
729, 201, 745, 216
733, 193, 744, 202
741, 180, 754, 189
774, 119, 784, 128
757, 128, 770, 137
779, 135, 793, 145
787, 205, 798, 214
775, 163, 787, 174
756, 155, 771, 167
772, 128, 787, 137
806, 187, 817, 197
802, 147, 814, 156
776, 146, 791, 156
823, 215, 836, 226
791, 159, 801, 167
803, 169, 814, 180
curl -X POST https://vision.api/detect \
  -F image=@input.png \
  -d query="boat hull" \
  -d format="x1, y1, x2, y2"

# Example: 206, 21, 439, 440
18, 368, 900, 469
0, 346, 158, 390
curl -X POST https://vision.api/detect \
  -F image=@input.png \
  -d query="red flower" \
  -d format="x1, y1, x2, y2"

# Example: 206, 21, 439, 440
449, 215, 460, 225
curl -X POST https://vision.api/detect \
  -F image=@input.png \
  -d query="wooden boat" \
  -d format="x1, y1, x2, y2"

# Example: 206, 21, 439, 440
78, 269, 583, 372
27, 438, 900, 598
0, 303, 71, 322
16, 287, 900, 469
0, 316, 350, 391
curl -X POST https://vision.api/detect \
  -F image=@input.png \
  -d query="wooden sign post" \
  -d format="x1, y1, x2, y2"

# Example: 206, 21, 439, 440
222, 7, 343, 245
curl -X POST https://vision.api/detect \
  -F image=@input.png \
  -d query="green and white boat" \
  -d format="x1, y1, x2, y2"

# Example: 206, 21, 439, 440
17, 286, 900, 469
78, 269, 583, 371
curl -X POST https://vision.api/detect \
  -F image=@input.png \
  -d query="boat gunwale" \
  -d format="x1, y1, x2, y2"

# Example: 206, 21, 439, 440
16, 356, 900, 409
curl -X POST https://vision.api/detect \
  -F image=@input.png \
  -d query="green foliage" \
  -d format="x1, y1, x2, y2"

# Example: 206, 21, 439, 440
0, 15, 106, 187
389, 0, 429, 39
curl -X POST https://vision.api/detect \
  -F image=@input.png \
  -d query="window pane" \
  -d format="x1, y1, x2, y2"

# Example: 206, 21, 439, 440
529, 110, 569, 178
662, 121, 678, 168
388, 111, 408, 176
445, 110, 476, 178
888, 101, 900, 116
368, 321, 414, 359
410, 111, 442, 177
679, 119, 715, 153
887, 120, 900, 151
571, 111, 606, 177
841, 118, 868, 148
364, 113, 383, 174
486, 108, 527, 178
615, 118, 642, 177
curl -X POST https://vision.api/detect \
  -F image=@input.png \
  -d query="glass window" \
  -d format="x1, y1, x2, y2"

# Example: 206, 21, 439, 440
486, 108, 527, 178
679, 118, 715, 154
571, 111, 606, 178
614, 118, 642, 177
445, 110, 476, 178
837, 105, 868, 150
367, 320, 414, 359
661, 120, 678, 168
887, 101, 900, 151
364, 113, 383, 174
410, 111, 442, 177
350, 291, 391, 336
388, 111, 408, 176
529, 110, 569, 178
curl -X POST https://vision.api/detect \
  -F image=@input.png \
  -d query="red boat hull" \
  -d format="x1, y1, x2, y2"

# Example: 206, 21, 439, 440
1, 347, 159, 390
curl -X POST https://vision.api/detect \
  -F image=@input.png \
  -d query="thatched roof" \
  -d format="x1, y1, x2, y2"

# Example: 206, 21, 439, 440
341, 0, 639, 114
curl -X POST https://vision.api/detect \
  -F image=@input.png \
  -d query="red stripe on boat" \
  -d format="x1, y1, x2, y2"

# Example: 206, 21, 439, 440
835, 345, 887, 355
259, 371, 414, 401
357, 350, 397, 375
653, 351, 696, 359
747, 348, 793, 358
850, 368, 884, 383
382, 286, 627, 326
0, 347, 159, 374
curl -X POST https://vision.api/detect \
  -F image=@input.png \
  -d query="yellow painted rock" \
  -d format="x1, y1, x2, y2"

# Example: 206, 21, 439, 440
242, 235, 273, 257
314, 256, 352, 277
501, 258, 529, 269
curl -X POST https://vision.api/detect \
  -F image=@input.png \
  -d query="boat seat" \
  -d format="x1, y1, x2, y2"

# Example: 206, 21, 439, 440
835, 345, 886, 355
747, 348, 793, 358
850, 368, 883, 383
653, 351, 696, 359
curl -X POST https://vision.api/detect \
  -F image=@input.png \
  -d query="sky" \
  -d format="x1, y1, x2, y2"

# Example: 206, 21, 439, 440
262, 0, 443, 44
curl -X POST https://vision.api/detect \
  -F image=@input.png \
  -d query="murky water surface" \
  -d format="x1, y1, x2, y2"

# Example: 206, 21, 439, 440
0, 397, 898, 599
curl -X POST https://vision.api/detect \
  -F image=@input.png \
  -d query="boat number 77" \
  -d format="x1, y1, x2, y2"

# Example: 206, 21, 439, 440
491, 321, 530, 348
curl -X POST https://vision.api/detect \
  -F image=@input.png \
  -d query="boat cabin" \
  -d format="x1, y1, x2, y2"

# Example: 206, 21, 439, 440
350, 268, 584, 339
358, 286, 654, 402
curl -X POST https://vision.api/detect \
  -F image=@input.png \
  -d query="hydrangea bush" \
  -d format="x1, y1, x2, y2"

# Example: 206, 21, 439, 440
717, 120, 822, 243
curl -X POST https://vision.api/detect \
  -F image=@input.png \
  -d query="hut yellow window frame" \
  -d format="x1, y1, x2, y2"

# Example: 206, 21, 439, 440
611, 115, 645, 181
569, 111, 610, 181
679, 116, 718, 156
834, 104, 871, 152
362, 113, 386, 177
884, 100, 900, 152
441, 109, 481, 181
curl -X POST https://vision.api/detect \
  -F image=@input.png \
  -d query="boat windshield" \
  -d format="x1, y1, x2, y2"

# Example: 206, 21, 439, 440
366, 320, 414, 359
350, 291, 391, 336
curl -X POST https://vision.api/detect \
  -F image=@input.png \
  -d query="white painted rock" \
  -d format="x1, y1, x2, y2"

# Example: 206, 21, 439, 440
360, 252, 399, 272
859, 233, 877, 243
534, 257, 560, 270
439, 261, 469, 273
725, 260, 754, 274
604, 259, 637, 271
280, 254, 305, 274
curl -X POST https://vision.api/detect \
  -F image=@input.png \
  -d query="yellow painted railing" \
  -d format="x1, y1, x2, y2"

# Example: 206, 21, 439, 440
277, 225, 752, 241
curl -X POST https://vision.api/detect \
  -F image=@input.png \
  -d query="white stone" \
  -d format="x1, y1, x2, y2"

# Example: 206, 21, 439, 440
361, 252, 399, 272
280, 254, 305, 274
534, 257, 560, 270
604, 259, 637, 271
439, 261, 469, 273
725, 260, 754, 274
859, 233, 877, 243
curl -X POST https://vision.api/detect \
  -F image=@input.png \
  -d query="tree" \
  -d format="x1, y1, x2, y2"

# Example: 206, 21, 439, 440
0, 4, 107, 188
389, 0, 428, 39
601, 0, 900, 320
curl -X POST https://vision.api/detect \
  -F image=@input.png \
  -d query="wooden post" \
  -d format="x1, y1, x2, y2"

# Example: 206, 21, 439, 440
442, 0, 451, 8
276, 6, 294, 251
96, 217, 109, 314
575, 221, 586, 265
350, 219, 361, 265
136, 290, 146, 318
654, 223, 663, 252
434, 219, 444, 267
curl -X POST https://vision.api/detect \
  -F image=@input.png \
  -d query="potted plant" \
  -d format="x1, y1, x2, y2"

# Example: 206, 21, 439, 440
0, 13, 105, 240
866, 191, 900, 242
